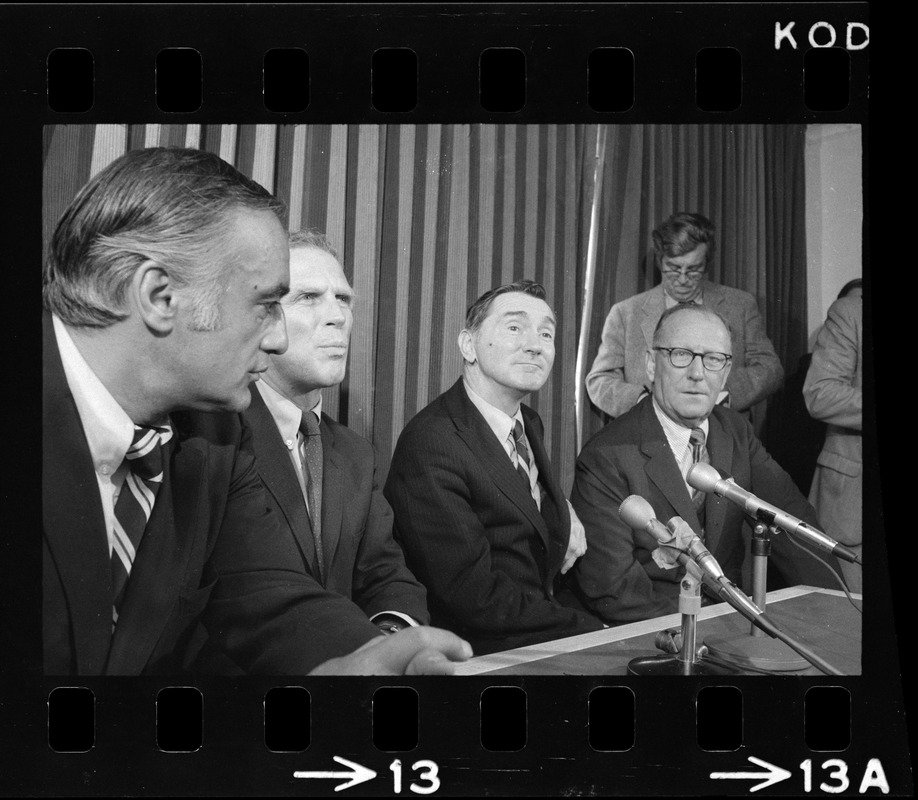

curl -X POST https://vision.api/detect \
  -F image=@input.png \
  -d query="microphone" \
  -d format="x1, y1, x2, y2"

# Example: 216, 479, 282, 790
617, 495, 780, 637
687, 462, 860, 565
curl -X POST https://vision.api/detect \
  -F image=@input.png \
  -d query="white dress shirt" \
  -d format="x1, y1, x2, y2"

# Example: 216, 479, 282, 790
651, 397, 710, 498
464, 380, 542, 509
53, 314, 170, 558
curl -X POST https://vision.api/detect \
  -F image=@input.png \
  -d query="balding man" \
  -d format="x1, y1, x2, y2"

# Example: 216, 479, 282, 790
572, 303, 836, 624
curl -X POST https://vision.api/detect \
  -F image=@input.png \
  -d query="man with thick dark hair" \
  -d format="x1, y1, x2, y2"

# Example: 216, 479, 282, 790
385, 280, 605, 655
43, 147, 470, 675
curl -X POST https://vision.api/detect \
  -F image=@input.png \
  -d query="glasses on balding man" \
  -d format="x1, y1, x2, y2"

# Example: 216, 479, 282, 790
654, 347, 732, 372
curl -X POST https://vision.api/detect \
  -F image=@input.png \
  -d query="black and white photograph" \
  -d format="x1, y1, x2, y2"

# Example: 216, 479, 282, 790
4, 2, 908, 797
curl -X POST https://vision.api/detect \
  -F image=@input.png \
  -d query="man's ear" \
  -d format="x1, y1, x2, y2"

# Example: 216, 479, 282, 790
458, 329, 477, 364
645, 348, 656, 385
133, 261, 177, 333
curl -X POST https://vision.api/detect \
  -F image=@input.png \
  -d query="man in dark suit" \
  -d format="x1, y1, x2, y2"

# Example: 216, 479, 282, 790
42, 146, 470, 675
572, 303, 839, 625
385, 280, 605, 655
245, 230, 428, 633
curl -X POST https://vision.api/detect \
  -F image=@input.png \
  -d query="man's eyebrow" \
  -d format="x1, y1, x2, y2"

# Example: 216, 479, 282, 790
261, 281, 290, 301
498, 309, 556, 327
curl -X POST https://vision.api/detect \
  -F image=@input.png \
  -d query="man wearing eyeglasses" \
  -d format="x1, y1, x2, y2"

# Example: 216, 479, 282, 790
585, 212, 783, 431
571, 303, 834, 624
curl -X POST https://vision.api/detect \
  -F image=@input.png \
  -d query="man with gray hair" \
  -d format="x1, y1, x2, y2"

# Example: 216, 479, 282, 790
42, 146, 469, 675
573, 303, 836, 624
385, 280, 605, 655
243, 229, 429, 634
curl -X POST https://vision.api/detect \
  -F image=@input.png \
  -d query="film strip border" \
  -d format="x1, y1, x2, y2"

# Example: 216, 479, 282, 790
3, 4, 868, 122
1, 3, 897, 798
12, 678, 904, 795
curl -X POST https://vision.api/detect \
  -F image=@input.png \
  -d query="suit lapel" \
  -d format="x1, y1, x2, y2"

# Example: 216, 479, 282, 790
105, 437, 201, 674
447, 382, 550, 549
319, 417, 344, 579
639, 401, 700, 530
246, 387, 319, 574
43, 317, 113, 674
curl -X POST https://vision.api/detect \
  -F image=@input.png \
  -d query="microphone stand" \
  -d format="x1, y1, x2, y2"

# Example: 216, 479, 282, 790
703, 520, 809, 671
628, 571, 739, 676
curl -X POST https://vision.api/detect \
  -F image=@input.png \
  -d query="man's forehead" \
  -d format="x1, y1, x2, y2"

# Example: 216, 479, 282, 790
664, 244, 707, 265
488, 292, 556, 324
659, 314, 730, 349
289, 247, 352, 287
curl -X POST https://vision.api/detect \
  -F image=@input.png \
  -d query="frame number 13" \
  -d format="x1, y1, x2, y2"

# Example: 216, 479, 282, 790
390, 759, 440, 794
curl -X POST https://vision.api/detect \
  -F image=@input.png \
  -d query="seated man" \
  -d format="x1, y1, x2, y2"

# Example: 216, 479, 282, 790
384, 280, 605, 655
572, 303, 838, 624
42, 146, 469, 675
585, 212, 783, 426
244, 229, 429, 634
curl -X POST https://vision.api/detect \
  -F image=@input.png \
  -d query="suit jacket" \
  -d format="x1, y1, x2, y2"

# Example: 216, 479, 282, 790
43, 314, 380, 675
803, 297, 862, 590
244, 386, 429, 623
571, 397, 837, 625
384, 379, 604, 655
585, 281, 784, 421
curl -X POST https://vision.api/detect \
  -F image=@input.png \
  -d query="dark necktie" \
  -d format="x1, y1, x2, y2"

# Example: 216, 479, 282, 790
512, 420, 532, 490
299, 412, 325, 582
689, 427, 709, 525
111, 424, 172, 627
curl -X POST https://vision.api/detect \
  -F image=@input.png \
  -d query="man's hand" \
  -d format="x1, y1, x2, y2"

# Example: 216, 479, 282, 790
308, 626, 473, 675
561, 500, 588, 574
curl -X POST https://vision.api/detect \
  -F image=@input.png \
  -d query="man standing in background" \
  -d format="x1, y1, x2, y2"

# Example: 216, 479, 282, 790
586, 212, 784, 427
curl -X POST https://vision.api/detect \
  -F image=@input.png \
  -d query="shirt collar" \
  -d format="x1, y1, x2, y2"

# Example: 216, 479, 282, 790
463, 379, 524, 445
53, 313, 136, 473
663, 289, 705, 309
651, 396, 709, 458
257, 379, 322, 441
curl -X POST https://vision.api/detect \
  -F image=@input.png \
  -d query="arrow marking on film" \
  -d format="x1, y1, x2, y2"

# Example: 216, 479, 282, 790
294, 756, 377, 791
710, 756, 792, 792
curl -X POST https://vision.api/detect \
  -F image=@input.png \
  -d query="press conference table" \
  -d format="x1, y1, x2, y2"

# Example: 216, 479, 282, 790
454, 586, 861, 675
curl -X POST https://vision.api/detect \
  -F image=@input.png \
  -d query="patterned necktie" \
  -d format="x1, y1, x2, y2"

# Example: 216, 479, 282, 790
299, 412, 325, 582
689, 427, 709, 523
511, 419, 532, 490
111, 424, 172, 627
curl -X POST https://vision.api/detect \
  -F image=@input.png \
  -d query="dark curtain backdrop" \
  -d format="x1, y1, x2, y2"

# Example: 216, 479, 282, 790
42, 123, 806, 492
577, 124, 809, 452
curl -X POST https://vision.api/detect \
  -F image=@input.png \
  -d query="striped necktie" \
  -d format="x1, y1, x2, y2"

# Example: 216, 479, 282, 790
511, 419, 532, 490
111, 423, 172, 627
689, 427, 709, 523
299, 412, 325, 582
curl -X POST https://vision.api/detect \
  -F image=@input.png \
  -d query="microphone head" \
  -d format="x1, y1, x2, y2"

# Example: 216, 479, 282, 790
619, 494, 655, 529
687, 461, 720, 492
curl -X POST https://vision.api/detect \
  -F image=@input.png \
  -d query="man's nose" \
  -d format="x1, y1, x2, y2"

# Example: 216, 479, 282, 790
523, 333, 544, 353
263, 306, 288, 354
686, 353, 706, 378
324, 297, 347, 326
